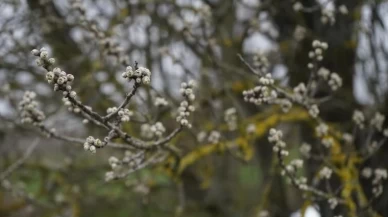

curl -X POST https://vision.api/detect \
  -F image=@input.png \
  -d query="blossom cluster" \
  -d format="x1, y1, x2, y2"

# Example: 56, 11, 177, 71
321, 137, 334, 148
31, 47, 55, 69
352, 110, 365, 129
122, 66, 151, 85
268, 128, 288, 157
319, 166, 333, 180
362, 167, 387, 197
62, 96, 81, 113
327, 73, 343, 91
370, 112, 385, 132
308, 104, 320, 118
268, 129, 311, 190
372, 168, 387, 197
197, 4, 212, 24
196, 131, 207, 143
292, 2, 303, 12
321, 9, 336, 25
328, 197, 338, 209
253, 52, 269, 74
243, 73, 277, 106
342, 133, 353, 144
293, 2, 348, 26
293, 82, 307, 102
140, 122, 166, 139
83, 136, 103, 154
299, 143, 312, 158
353, 110, 387, 134
32, 48, 79, 102
317, 67, 343, 91
107, 107, 134, 122
308, 40, 343, 90
293, 2, 348, 27
105, 151, 144, 182
208, 131, 221, 144
196, 130, 222, 144
338, 5, 348, 15
154, 97, 169, 107
45, 67, 75, 92
277, 99, 293, 113
308, 40, 328, 63
284, 159, 304, 174
32, 48, 77, 95
19, 91, 46, 126
315, 123, 329, 137
176, 80, 196, 128
224, 108, 237, 131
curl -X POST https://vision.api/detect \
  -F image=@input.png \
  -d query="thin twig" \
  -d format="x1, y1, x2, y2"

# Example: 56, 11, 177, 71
0, 138, 41, 181
103, 83, 139, 121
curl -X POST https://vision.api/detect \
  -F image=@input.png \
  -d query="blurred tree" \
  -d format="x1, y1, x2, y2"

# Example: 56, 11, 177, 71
1, 0, 388, 217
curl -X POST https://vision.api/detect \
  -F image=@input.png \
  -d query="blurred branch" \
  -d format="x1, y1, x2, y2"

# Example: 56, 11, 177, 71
0, 138, 40, 181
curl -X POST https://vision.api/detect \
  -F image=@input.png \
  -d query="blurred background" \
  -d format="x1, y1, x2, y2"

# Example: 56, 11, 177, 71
1, 0, 388, 216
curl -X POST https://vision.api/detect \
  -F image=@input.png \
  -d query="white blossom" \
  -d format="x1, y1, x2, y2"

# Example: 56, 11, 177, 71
383, 128, 388, 137
352, 110, 365, 129
176, 80, 196, 128
141, 122, 166, 139
308, 104, 320, 118
319, 166, 333, 179
373, 168, 387, 184
279, 99, 292, 113
290, 159, 304, 168
300, 143, 311, 158
312, 40, 328, 50
258, 210, 269, 217
253, 52, 269, 74
154, 97, 169, 107
268, 128, 283, 143
315, 123, 328, 137
268, 128, 288, 156
370, 112, 385, 131
243, 79, 277, 106
328, 73, 342, 91
317, 67, 330, 80
321, 9, 336, 25
224, 107, 238, 131
322, 137, 334, 148
372, 185, 383, 197
105, 171, 115, 182
246, 123, 256, 135
208, 131, 221, 144
19, 91, 46, 126
338, 5, 348, 15
342, 133, 353, 144
84, 136, 102, 153
361, 167, 372, 178
293, 83, 307, 102
328, 198, 338, 209
117, 108, 134, 122
31, 49, 75, 92
108, 156, 119, 169
293, 2, 303, 11
197, 131, 207, 142
122, 66, 152, 85
259, 73, 275, 85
